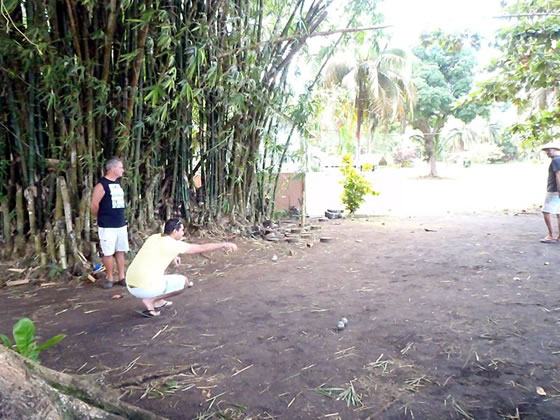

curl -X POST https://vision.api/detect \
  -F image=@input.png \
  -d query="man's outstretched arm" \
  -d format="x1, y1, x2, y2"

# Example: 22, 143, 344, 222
183, 242, 237, 255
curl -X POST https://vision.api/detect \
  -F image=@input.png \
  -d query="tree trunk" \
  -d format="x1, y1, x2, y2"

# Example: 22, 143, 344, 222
415, 119, 439, 177
429, 150, 438, 177
0, 346, 164, 419
426, 133, 438, 177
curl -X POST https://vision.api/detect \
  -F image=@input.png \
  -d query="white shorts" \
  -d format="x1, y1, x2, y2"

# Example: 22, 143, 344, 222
98, 226, 129, 256
543, 192, 560, 214
126, 274, 186, 299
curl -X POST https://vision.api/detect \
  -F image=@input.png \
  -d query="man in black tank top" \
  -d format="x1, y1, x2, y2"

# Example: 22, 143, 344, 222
540, 143, 560, 243
90, 158, 129, 288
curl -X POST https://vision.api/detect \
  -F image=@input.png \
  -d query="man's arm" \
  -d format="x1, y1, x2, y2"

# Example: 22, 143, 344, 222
90, 183, 105, 216
183, 242, 237, 255
556, 171, 560, 198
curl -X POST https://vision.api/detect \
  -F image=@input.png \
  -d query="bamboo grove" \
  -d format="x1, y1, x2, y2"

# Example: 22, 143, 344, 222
0, 0, 335, 269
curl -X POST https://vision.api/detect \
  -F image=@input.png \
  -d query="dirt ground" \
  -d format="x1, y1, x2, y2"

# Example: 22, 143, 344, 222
2, 163, 560, 419
2, 211, 560, 419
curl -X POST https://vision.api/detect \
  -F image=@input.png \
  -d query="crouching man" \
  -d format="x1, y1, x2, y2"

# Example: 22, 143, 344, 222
126, 218, 238, 317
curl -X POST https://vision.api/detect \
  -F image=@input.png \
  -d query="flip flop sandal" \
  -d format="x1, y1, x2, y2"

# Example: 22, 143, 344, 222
155, 301, 173, 309
540, 238, 558, 243
135, 309, 160, 318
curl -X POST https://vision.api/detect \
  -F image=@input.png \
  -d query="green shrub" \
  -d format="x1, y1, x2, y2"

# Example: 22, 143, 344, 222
0, 317, 66, 362
340, 154, 379, 215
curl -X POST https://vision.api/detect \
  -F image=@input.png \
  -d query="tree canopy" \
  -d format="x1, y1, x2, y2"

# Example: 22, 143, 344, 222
411, 31, 487, 176
470, 0, 560, 146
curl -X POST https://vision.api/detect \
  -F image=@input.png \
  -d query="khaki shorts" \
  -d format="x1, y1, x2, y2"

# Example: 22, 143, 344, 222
98, 226, 129, 256
126, 274, 186, 299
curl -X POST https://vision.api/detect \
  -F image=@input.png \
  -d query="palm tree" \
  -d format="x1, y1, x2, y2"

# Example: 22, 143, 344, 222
443, 122, 478, 152
323, 47, 416, 162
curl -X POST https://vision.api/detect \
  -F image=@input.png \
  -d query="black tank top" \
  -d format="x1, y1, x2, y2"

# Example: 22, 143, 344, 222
98, 177, 126, 228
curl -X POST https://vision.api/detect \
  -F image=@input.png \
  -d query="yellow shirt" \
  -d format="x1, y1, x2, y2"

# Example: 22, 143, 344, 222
126, 234, 191, 288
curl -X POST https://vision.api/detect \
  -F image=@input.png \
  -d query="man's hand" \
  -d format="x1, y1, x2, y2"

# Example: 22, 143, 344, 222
223, 242, 238, 252
173, 256, 181, 267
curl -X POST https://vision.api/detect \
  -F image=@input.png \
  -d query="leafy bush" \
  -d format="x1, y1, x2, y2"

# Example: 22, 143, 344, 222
340, 154, 379, 215
465, 143, 503, 164
0, 318, 66, 362
494, 135, 519, 163
392, 140, 419, 167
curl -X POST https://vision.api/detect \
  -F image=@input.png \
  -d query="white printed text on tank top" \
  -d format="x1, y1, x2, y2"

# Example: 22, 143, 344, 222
108, 184, 125, 209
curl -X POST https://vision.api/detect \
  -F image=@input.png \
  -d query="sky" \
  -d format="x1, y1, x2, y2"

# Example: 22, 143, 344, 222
379, 0, 505, 54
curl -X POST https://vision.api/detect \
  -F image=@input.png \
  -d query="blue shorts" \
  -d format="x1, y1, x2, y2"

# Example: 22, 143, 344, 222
543, 192, 560, 214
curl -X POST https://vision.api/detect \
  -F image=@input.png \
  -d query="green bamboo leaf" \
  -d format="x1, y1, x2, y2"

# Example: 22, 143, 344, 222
3, 0, 20, 14
144, 85, 164, 107
160, 103, 168, 122
36, 334, 66, 351
157, 34, 172, 50
119, 50, 141, 64
0, 334, 13, 348
26, 346, 40, 362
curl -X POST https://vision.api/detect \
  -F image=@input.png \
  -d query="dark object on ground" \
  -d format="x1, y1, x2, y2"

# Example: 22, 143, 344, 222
249, 224, 264, 237
263, 220, 277, 229
136, 309, 160, 318
325, 210, 342, 219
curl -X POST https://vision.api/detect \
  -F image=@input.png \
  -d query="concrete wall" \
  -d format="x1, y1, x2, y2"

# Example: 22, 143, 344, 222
305, 162, 546, 217
274, 173, 303, 211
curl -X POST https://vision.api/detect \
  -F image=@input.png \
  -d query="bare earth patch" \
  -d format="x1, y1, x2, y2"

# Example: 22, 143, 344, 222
2, 211, 560, 419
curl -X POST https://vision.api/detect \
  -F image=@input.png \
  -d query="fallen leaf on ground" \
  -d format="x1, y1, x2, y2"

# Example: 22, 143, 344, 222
111, 294, 123, 299
536, 386, 547, 396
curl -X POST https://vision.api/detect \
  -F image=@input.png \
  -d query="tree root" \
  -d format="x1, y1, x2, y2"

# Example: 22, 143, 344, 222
0, 346, 165, 419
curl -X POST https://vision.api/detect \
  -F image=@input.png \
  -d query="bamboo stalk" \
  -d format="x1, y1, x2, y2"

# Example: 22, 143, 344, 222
83, 184, 91, 244
119, 15, 150, 154
145, 173, 160, 225
14, 186, 25, 256
54, 222, 68, 270
24, 186, 46, 266
45, 221, 56, 264
76, 189, 89, 245
57, 176, 79, 264
0, 198, 11, 256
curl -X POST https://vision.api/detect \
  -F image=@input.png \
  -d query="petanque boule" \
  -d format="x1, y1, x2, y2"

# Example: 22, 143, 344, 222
337, 321, 345, 331
341, 317, 348, 326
